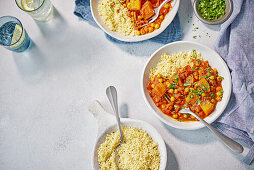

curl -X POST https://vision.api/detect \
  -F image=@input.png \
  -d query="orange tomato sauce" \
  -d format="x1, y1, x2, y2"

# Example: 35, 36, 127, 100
147, 58, 224, 122
119, 0, 173, 35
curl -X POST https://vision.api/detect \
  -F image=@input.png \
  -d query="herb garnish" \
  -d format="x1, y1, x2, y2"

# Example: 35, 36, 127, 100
196, 98, 201, 105
169, 82, 178, 88
211, 93, 215, 98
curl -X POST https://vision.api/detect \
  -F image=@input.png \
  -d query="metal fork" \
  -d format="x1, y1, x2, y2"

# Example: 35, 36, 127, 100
179, 108, 243, 153
139, 0, 176, 28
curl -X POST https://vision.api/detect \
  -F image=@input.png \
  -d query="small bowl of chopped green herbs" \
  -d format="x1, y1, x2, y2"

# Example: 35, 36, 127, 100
193, 0, 233, 25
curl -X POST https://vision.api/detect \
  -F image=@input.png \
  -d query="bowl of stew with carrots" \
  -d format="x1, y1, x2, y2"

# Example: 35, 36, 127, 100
142, 41, 231, 130
91, 0, 180, 42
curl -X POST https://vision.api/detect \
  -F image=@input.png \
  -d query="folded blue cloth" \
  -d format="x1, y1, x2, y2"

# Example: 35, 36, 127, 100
213, 0, 254, 165
74, 0, 182, 44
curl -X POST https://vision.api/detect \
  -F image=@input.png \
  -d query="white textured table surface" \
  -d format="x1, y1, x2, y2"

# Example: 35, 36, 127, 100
0, 0, 253, 169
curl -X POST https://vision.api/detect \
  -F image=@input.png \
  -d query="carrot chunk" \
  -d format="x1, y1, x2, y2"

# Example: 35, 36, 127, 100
152, 83, 166, 97
140, 1, 155, 20
129, 0, 141, 10
201, 101, 215, 115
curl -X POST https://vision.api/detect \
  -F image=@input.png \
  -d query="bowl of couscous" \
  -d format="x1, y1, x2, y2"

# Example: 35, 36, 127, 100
141, 41, 232, 130
90, 0, 180, 42
88, 100, 167, 170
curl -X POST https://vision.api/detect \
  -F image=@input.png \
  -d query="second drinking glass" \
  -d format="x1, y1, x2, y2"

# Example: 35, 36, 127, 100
15, 0, 54, 22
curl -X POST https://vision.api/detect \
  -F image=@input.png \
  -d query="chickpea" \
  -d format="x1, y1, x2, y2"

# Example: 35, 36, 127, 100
161, 104, 165, 109
155, 24, 160, 29
151, 84, 155, 88
123, 3, 126, 7
217, 76, 223, 81
164, 3, 170, 8
172, 114, 178, 119
140, 29, 146, 35
209, 75, 214, 80
148, 26, 154, 32
184, 114, 188, 118
216, 96, 222, 101
155, 98, 160, 102
168, 89, 174, 93
174, 89, 178, 93
144, 27, 149, 33
157, 74, 161, 78
136, 30, 141, 36
127, 3, 131, 9
191, 115, 195, 119
150, 23, 155, 27
185, 88, 189, 93
202, 93, 206, 97
216, 87, 222, 91
211, 99, 215, 103
138, 15, 142, 19
159, 15, 164, 19
170, 96, 175, 102
159, 78, 163, 83
216, 91, 222, 96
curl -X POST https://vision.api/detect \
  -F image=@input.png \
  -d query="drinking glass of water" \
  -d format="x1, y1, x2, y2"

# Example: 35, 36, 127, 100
0, 16, 31, 52
15, 0, 54, 22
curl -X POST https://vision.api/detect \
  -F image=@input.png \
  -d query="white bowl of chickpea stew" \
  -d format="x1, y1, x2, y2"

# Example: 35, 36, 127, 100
91, 0, 180, 42
142, 41, 231, 130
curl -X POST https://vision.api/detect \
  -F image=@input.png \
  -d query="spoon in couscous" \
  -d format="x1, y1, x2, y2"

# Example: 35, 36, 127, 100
106, 86, 124, 169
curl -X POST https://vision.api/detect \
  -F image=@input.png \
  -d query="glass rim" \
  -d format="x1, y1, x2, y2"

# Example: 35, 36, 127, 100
15, 0, 46, 12
0, 16, 24, 47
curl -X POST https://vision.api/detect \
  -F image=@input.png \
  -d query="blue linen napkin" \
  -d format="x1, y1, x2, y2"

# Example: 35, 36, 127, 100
213, 0, 254, 165
74, 0, 182, 44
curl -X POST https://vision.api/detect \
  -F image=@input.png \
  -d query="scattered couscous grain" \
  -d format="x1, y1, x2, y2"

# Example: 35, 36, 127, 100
97, 126, 160, 170
150, 50, 203, 78
98, 0, 135, 36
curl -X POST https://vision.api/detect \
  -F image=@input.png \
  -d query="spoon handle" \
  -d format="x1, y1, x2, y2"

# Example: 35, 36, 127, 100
192, 114, 243, 153
106, 86, 124, 142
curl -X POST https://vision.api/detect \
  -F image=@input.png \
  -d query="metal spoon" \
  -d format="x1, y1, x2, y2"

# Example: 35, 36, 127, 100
179, 108, 244, 153
139, 0, 176, 28
106, 86, 123, 169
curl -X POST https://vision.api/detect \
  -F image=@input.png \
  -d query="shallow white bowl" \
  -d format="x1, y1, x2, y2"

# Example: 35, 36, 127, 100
141, 41, 231, 130
90, 0, 180, 42
88, 100, 167, 170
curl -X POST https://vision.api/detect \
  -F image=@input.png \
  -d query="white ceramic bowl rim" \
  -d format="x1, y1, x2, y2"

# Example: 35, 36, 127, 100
90, 0, 180, 42
141, 41, 232, 130
89, 100, 167, 170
